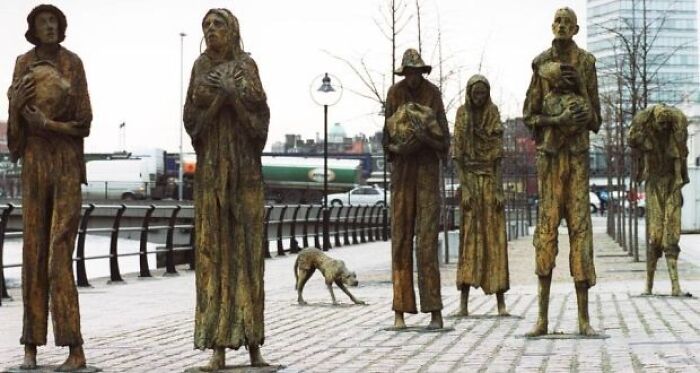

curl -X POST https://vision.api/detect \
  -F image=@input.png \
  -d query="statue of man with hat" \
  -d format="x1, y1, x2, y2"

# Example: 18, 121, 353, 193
6, 4, 92, 371
383, 48, 450, 330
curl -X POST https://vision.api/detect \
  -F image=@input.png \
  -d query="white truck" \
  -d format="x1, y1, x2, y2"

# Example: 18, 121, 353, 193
82, 159, 150, 200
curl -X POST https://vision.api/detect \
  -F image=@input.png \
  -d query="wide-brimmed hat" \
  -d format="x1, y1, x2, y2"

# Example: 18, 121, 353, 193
394, 48, 431, 76
25, 4, 67, 46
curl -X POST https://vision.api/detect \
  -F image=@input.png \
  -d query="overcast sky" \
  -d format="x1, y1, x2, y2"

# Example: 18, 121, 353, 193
1, 0, 688, 154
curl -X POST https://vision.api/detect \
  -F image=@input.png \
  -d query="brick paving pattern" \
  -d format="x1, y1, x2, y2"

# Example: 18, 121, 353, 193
2, 217, 700, 372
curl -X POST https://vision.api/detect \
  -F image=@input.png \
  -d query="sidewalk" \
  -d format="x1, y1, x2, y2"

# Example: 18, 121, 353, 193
1, 217, 700, 372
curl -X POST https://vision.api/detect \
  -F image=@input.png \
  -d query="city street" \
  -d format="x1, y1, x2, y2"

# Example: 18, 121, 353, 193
2, 217, 700, 372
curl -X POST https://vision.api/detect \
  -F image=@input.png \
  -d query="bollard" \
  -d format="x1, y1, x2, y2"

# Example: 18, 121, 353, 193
359, 206, 368, 243
351, 206, 361, 244
276, 205, 288, 256
0, 204, 15, 303
333, 206, 342, 247
302, 206, 312, 249
108, 204, 127, 283
342, 205, 351, 245
289, 205, 302, 253
367, 206, 376, 242
139, 205, 156, 278
188, 224, 196, 270
76, 204, 96, 287
314, 206, 323, 249
164, 205, 182, 276
263, 206, 272, 258
373, 205, 382, 239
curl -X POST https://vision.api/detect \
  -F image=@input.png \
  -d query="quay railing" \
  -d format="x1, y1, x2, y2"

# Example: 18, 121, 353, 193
0, 203, 388, 306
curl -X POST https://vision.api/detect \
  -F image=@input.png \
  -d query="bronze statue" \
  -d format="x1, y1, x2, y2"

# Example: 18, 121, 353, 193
523, 7, 601, 336
453, 75, 509, 316
6, 5, 91, 371
629, 105, 689, 296
184, 8, 270, 370
383, 48, 450, 330
294, 248, 365, 305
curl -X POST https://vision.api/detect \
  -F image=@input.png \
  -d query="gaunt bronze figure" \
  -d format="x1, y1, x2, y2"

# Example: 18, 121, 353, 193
384, 48, 450, 330
184, 8, 270, 370
7, 5, 91, 371
523, 7, 601, 336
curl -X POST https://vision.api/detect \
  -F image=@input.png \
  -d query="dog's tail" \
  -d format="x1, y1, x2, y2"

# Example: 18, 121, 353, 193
293, 255, 299, 290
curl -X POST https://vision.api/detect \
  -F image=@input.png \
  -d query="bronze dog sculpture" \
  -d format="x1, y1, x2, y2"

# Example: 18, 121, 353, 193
294, 248, 365, 305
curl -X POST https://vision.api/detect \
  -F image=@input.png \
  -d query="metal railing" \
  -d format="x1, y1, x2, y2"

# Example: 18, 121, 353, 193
0, 203, 387, 306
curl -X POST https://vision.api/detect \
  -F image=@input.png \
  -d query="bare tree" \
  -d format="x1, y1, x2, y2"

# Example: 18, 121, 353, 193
594, 0, 692, 260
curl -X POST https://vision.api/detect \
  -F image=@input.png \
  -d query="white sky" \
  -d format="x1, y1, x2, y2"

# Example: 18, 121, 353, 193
0, 0, 664, 154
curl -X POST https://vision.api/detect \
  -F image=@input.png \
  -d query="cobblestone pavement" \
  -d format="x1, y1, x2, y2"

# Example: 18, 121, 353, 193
2, 217, 700, 372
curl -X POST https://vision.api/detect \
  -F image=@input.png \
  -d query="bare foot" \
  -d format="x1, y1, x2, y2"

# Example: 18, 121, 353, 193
456, 308, 469, 317
426, 311, 443, 330
579, 323, 598, 336
248, 345, 269, 367
56, 346, 86, 372
497, 309, 511, 317
394, 311, 407, 329
526, 319, 548, 337
201, 347, 225, 372
671, 282, 683, 296
20, 344, 37, 370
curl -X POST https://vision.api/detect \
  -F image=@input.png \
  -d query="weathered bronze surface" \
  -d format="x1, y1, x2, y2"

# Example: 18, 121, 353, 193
629, 104, 689, 296
184, 8, 270, 370
453, 75, 509, 317
6, 5, 90, 371
383, 48, 450, 330
523, 7, 601, 336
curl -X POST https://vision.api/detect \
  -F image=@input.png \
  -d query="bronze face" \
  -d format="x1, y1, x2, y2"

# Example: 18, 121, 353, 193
403, 69, 423, 89
551, 9, 578, 41
470, 82, 489, 108
203, 13, 229, 51
33, 11, 60, 45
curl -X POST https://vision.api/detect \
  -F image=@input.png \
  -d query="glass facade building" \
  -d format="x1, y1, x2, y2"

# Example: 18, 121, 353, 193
587, 0, 700, 105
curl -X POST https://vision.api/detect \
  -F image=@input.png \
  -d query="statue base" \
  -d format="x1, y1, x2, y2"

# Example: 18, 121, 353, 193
3, 366, 101, 373
446, 313, 523, 320
633, 292, 693, 298
184, 364, 284, 373
381, 326, 454, 333
517, 333, 610, 340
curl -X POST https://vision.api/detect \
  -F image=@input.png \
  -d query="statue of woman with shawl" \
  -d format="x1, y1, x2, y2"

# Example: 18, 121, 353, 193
452, 75, 510, 316
184, 8, 270, 370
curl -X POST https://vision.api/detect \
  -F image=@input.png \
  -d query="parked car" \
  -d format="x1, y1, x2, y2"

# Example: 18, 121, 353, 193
326, 186, 390, 207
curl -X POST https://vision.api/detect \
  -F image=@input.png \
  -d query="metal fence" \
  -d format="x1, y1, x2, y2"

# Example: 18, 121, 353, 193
0, 203, 388, 307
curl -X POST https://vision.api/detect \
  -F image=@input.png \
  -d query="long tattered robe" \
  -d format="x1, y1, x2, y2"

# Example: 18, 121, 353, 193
453, 75, 509, 295
184, 49, 269, 350
629, 105, 689, 260
8, 46, 90, 347
383, 77, 450, 314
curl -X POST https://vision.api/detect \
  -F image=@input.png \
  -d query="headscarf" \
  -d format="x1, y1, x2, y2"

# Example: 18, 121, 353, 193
25, 4, 67, 46
462, 75, 501, 159
202, 8, 244, 58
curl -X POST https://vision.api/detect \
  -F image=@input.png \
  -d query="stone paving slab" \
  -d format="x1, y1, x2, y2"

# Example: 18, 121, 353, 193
1, 218, 700, 372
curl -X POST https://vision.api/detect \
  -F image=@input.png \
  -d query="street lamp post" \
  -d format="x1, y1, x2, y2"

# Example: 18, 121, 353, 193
178, 32, 187, 200
311, 73, 342, 251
